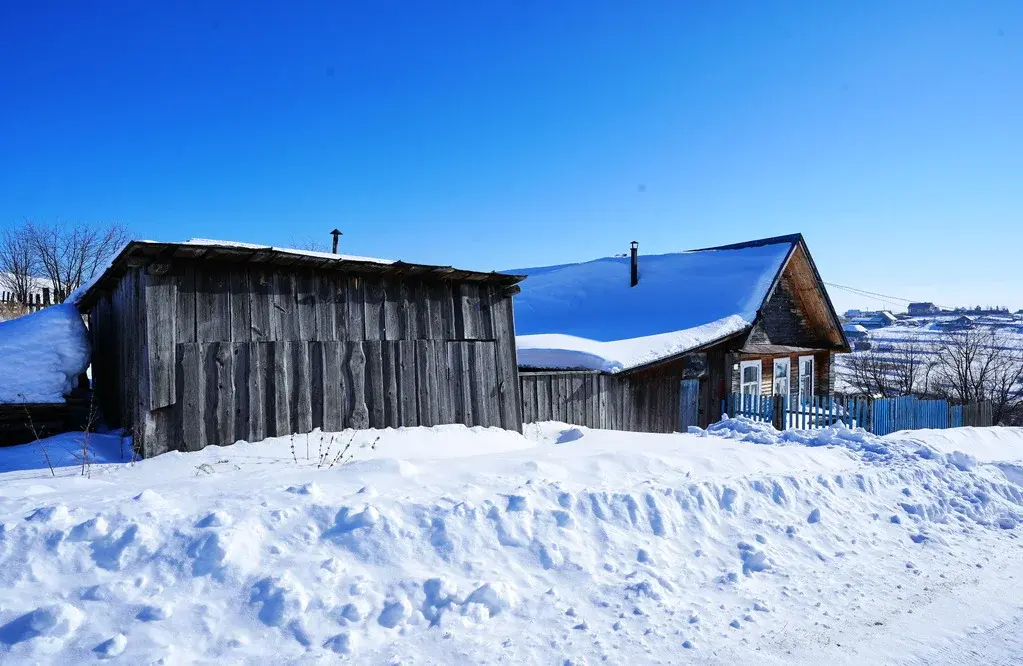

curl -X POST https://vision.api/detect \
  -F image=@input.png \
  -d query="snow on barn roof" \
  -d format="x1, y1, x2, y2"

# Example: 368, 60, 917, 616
512, 235, 799, 372
74, 238, 524, 308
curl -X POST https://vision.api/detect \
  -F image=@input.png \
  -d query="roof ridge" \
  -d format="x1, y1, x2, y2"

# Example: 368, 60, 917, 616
686, 233, 803, 253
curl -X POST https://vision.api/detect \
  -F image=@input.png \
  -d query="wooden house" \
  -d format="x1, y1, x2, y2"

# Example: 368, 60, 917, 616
514, 234, 849, 431
75, 239, 525, 458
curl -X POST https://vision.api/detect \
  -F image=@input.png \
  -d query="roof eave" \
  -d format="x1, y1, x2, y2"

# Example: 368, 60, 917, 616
76, 240, 526, 311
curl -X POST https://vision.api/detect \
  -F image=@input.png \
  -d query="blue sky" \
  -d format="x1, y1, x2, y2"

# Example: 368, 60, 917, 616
1, 2, 1021, 313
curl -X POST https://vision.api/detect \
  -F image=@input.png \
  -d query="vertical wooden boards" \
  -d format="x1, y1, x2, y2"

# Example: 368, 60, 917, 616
413, 282, 432, 339
346, 277, 365, 341
598, 377, 610, 429
570, 374, 584, 426
275, 272, 299, 341
493, 297, 522, 431
145, 273, 177, 410
477, 284, 496, 340
399, 281, 419, 340
363, 341, 385, 427
175, 261, 197, 344
309, 341, 325, 431
203, 343, 235, 447
178, 343, 205, 451
316, 274, 339, 342
454, 342, 474, 425
347, 341, 369, 429
519, 376, 536, 423
397, 340, 419, 426
458, 283, 483, 339
320, 342, 344, 432
364, 279, 385, 341
229, 269, 251, 342
291, 342, 312, 434
381, 342, 400, 425
471, 342, 498, 427
196, 266, 231, 342
536, 375, 551, 422
296, 270, 318, 341
232, 343, 250, 442
248, 343, 267, 443
383, 279, 403, 341
271, 342, 291, 437
415, 340, 440, 426
428, 283, 453, 340
248, 267, 277, 341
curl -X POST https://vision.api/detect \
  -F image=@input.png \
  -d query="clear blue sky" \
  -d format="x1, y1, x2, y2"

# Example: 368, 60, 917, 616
1, 2, 1021, 313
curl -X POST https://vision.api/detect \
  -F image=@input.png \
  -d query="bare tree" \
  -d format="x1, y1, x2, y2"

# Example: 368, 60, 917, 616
0, 222, 39, 303
289, 235, 329, 253
932, 328, 1023, 425
845, 339, 934, 397
24, 220, 129, 302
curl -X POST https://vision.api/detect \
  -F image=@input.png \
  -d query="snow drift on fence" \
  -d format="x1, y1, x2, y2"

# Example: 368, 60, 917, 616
2, 422, 1023, 664
0, 304, 89, 404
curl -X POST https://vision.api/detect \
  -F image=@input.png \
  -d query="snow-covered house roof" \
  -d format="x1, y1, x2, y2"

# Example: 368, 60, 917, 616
843, 323, 869, 334
512, 233, 847, 373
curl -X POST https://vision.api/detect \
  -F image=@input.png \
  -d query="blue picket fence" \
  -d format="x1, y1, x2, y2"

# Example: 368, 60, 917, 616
722, 393, 989, 436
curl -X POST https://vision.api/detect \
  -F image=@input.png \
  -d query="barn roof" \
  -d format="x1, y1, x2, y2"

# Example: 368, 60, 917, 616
75, 238, 525, 309
512, 233, 842, 372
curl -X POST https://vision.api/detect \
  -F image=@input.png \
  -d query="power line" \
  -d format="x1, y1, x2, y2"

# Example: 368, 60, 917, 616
824, 282, 963, 312
824, 282, 913, 309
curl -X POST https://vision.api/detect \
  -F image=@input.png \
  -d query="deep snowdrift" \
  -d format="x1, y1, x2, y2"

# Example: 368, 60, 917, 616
0, 304, 89, 403
2, 422, 1023, 664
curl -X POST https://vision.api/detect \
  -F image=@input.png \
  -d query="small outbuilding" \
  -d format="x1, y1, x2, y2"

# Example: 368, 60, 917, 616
76, 239, 525, 457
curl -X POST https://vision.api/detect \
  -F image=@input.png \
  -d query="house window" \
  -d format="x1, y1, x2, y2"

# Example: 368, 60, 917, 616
773, 357, 790, 397
799, 355, 815, 402
740, 360, 761, 396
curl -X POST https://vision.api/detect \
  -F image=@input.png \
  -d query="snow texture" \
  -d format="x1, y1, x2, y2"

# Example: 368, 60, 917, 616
0, 304, 89, 403
4, 421, 1023, 663
512, 242, 792, 371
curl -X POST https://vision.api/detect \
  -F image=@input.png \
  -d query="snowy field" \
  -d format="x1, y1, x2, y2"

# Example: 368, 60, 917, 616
2, 422, 1023, 664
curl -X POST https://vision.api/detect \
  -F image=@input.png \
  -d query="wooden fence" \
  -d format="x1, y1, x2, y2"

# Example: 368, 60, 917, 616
0, 289, 52, 315
723, 393, 994, 436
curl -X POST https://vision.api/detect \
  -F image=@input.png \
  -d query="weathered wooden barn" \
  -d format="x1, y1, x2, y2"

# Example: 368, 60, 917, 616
514, 234, 850, 431
76, 240, 524, 457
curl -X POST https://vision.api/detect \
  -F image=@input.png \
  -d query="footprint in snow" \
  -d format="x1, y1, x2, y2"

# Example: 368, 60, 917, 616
94, 633, 127, 659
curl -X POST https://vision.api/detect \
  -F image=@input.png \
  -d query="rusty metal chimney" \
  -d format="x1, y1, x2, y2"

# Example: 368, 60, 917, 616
630, 241, 639, 287
330, 228, 343, 254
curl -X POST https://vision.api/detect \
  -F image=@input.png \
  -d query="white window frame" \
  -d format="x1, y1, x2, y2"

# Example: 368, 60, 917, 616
739, 360, 762, 396
773, 357, 791, 397
798, 355, 815, 403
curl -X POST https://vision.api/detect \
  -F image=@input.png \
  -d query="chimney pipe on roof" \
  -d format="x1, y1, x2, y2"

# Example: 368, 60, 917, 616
630, 241, 639, 287
330, 228, 343, 254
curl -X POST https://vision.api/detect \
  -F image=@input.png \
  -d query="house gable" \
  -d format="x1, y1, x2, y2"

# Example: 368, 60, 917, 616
743, 241, 848, 352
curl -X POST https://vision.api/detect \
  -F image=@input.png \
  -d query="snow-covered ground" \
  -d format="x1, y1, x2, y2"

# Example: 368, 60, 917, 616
2, 422, 1023, 664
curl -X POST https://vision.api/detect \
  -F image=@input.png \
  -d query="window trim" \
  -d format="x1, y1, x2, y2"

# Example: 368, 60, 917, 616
798, 355, 815, 403
773, 357, 791, 397
739, 360, 762, 396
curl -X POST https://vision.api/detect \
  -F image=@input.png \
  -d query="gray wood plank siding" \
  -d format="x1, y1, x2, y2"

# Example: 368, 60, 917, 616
88, 258, 522, 457
520, 369, 682, 434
